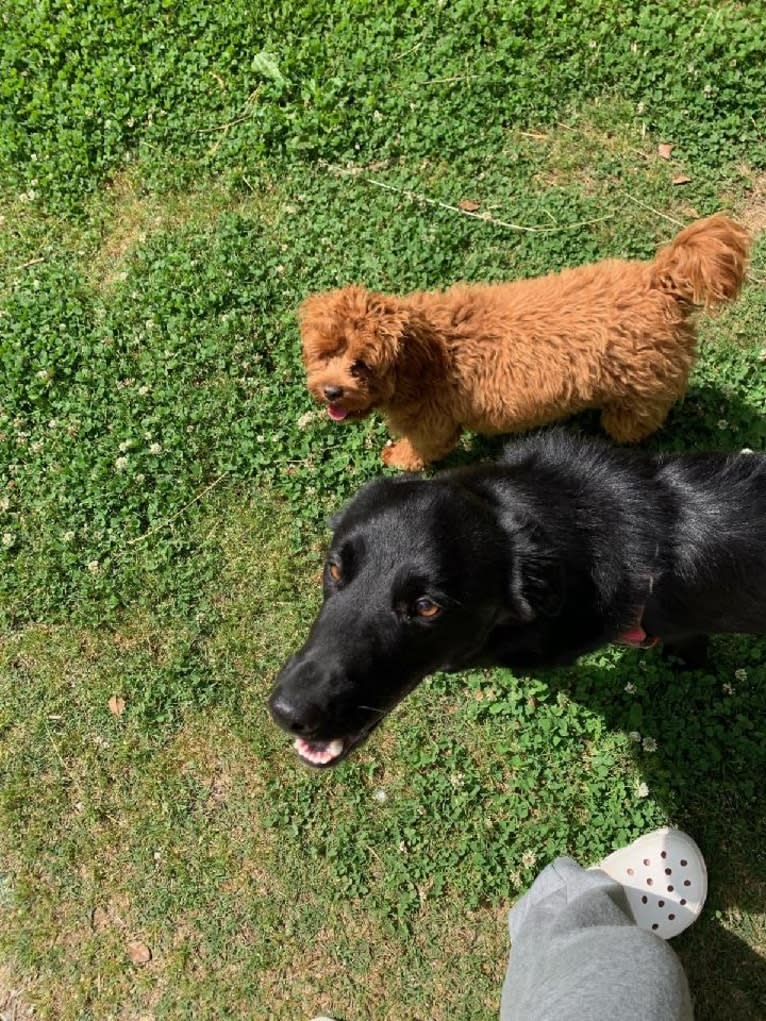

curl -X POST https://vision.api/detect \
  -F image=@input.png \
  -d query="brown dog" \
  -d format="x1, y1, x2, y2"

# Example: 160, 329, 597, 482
300, 216, 749, 470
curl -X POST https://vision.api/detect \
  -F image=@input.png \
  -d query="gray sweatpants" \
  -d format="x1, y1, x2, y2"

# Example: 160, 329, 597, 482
500, 857, 694, 1021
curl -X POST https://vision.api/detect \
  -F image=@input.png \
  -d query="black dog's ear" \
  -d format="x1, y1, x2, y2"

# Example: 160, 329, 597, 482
507, 524, 565, 621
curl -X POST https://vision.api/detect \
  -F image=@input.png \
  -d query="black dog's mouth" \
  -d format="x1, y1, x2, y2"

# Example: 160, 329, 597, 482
292, 719, 383, 769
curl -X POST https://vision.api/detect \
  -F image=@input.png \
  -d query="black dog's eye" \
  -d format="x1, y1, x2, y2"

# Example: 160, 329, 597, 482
414, 597, 441, 619
350, 359, 369, 377
327, 560, 343, 584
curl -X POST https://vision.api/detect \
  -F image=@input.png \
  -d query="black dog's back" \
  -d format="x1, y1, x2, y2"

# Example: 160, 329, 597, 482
645, 451, 766, 637
450, 430, 766, 663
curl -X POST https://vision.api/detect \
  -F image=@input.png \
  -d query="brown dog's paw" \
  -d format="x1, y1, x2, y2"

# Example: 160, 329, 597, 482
381, 441, 425, 472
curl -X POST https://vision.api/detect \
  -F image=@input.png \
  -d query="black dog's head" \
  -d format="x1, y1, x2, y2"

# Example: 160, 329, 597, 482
269, 473, 562, 767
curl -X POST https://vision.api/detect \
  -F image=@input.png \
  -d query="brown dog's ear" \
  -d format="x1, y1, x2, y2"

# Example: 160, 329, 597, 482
356, 292, 408, 374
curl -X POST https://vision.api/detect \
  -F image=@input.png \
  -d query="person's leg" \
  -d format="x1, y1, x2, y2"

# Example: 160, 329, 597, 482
500, 830, 705, 1021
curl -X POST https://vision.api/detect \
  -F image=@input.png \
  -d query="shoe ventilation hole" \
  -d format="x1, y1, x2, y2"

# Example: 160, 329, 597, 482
668, 913, 676, 921
641, 895, 648, 904
643, 858, 651, 866
652, 923, 659, 931
646, 877, 653, 886
660, 851, 667, 859
667, 885, 674, 892
665, 868, 672, 875
683, 879, 691, 887
680, 899, 687, 906
680, 859, 687, 866
658, 900, 665, 907
627, 867, 634, 875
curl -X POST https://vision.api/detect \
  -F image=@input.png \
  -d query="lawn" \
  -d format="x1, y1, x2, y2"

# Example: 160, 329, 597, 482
1, 2, 766, 1018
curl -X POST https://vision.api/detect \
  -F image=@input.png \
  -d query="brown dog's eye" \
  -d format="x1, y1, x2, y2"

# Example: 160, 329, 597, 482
327, 561, 342, 583
414, 597, 441, 619
350, 359, 369, 377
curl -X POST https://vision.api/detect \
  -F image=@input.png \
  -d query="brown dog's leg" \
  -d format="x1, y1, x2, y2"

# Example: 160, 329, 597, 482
600, 399, 677, 444
381, 429, 461, 471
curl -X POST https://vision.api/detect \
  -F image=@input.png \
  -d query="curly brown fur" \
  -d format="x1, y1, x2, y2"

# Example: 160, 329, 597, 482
300, 215, 750, 470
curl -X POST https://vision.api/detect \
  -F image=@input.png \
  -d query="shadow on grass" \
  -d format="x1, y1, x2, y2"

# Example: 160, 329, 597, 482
437, 381, 765, 474
679, 921, 766, 1020
539, 640, 766, 1021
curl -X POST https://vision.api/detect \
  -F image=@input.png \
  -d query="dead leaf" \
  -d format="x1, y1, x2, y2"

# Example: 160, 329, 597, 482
672, 175, 692, 186
108, 694, 126, 716
657, 143, 674, 160
458, 198, 481, 212
127, 940, 152, 966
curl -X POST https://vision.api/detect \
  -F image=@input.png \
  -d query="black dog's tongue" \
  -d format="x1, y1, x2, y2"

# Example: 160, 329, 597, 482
293, 737, 345, 766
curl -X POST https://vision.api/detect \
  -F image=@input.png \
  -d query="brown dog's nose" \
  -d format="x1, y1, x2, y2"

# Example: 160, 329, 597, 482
323, 385, 344, 401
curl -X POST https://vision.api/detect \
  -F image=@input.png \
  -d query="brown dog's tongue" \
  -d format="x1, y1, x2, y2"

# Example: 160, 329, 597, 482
328, 404, 349, 421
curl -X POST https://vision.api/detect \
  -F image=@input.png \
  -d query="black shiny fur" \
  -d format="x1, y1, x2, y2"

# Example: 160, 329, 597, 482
270, 430, 766, 763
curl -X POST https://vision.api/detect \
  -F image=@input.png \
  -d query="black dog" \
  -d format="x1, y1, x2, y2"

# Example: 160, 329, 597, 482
270, 430, 766, 767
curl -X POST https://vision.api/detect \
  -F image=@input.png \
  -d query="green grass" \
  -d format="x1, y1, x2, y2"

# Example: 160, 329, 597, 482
2, 2, 766, 1018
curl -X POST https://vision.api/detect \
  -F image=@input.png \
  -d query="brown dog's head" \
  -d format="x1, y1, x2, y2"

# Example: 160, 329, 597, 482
299, 286, 408, 422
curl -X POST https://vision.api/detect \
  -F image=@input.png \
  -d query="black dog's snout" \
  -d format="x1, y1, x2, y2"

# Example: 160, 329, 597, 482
269, 689, 324, 737
323, 384, 344, 401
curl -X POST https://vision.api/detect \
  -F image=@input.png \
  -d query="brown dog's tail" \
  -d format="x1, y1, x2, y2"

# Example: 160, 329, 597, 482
650, 215, 750, 308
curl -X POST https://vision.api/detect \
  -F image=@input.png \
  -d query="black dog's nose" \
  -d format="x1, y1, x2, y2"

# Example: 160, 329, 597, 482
269, 690, 323, 736
323, 385, 344, 401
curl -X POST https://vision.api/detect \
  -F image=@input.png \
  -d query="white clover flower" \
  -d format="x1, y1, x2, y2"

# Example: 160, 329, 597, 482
450, 772, 465, 789
372, 788, 387, 803
118, 440, 135, 453
628, 731, 641, 743
521, 850, 538, 869
87, 559, 100, 573
734, 668, 748, 682
722, 682, 735, 696
637, 782, 650, 798
115, 456, 129, 471
30, 440, 44, 453
741, 448, 754, 455
0, 495, 10, 512
135, 473, 146, 484
62, 530, 76, 543
717, 419, 728, 430
642, 737, 657, 753
624, 681, 636, 694
297, 411, 315, 431
36, 368, 52, 382
48, 418, 59, 429
2, 532, 14, 548
137, 385, 150, 396
149, 442, 162, 455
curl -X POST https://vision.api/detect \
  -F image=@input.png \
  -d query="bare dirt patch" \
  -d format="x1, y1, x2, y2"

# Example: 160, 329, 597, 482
0, 963, 33, 1021
735, 171, 766, 237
